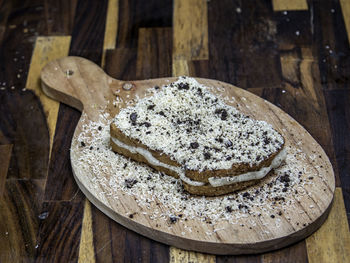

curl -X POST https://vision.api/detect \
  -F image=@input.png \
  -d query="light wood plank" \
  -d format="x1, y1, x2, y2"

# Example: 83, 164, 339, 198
272, 0, 308, 11
78, 199, 96, 263
103, 0, 119, 50
0, 144, 13, 197
26, 36, 71, 159
169, 247, 215, 263
102, 0, 119, 68
172, 59, 189, 77
340, 0, 350, 45
306, 187, 350, 263
173, 0, 208, 61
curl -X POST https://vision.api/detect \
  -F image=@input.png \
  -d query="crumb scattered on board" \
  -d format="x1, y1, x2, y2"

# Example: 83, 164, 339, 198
72, 83, 331, 236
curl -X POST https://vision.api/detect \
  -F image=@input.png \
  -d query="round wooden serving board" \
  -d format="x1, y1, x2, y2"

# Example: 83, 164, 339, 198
41, 56, 335, 255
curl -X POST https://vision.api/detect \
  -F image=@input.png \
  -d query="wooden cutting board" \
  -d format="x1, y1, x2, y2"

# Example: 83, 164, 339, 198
41, 56, 335, 255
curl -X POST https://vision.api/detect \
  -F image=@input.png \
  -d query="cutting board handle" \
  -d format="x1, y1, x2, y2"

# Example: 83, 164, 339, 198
41, 56, 122, 119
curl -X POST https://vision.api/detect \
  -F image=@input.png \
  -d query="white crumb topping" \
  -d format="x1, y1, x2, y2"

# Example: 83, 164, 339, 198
73, 112, 330, 228
113, 77, 284, 171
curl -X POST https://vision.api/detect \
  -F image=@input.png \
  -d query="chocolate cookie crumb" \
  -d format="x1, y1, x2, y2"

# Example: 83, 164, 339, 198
224, 140, 233, 147
215, 108, 228, 120
147, 104, 155, 110
125, 178, 138, 188
169, 215, 178, 224
190, 142, 199, 149
243, 192, 250, 198
143, 122, 151, 127
130, 112, 138, 124
158, 111, 166, 117
203, 152, 211, 160
178, 82, 190, 90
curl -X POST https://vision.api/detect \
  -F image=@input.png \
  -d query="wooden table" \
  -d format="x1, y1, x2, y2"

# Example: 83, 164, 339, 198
0, 0, 349, 262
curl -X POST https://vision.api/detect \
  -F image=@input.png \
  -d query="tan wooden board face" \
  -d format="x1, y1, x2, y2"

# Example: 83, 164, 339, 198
41, 56, 335, 255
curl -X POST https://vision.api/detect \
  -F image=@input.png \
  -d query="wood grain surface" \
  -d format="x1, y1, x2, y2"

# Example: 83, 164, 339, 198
41, 56, 335, 254
0, 0, 350, 262
272, 0, 308, 11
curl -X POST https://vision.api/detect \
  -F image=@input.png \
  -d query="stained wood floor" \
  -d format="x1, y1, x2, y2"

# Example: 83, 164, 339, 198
0, 0, 350, 262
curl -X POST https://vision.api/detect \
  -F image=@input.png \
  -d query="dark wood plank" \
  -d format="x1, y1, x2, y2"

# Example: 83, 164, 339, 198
0, 144, 12, 197
91, 205, 169, 263
261, 240, 308, 263
274, 10, 312, 49
311, 0, 350, 90
0, 89, 50, 180
207, 0, 282, 89
324, 89, 350, 224
0, 180, 44, 262
35, 201, 84, 262
0, 0, 12, 45
44, 104, 83, 201
0, 129, 10, 145
188, 60, 210, 79
69, 0, 108, 65
117, 0, 173, 48
44, 0, 78, 35
0, 0, 50, 180
105, 47, 137, 80
216, 254, 261, 263
136, 27, 172, 79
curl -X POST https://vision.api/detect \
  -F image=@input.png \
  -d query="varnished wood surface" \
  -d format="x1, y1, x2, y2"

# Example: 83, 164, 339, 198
40, 56, 335, 254
0, 0, 349, 262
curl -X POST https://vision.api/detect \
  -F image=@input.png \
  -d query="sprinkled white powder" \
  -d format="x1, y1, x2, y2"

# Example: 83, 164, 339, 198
72, 110, 328, 226
113, 77, 284, 172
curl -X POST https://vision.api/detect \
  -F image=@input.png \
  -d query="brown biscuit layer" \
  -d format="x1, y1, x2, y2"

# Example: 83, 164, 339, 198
110, 122, 284, 196
110, 135, 261, 196
185, 150, 280, 183
182, 178, 262, 196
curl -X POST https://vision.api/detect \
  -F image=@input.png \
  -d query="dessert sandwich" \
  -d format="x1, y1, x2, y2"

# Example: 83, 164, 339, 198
110, 77, 286, 196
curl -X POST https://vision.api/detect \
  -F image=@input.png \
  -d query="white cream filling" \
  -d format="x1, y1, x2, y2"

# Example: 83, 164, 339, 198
208, 149, 287, 187
111, 137, 205, 186
111, 137, 286, 187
